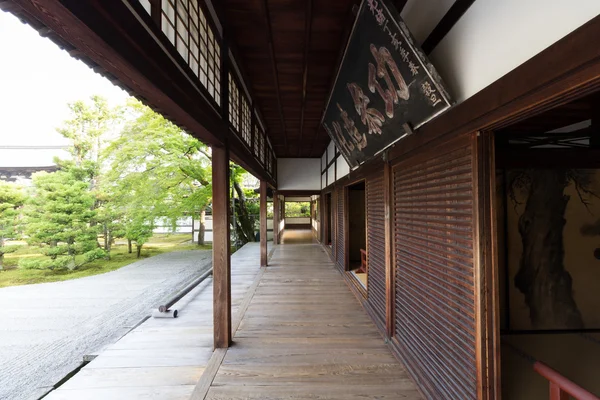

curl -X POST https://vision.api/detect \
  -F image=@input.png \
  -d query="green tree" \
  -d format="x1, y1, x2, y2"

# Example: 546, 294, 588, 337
231, 165, 258, 244
0, 182, 25, 270
56, 96, 122, 254
105, 100, 212, 247
21, 171, 102, 270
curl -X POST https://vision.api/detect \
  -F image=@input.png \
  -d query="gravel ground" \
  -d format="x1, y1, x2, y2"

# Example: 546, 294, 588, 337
0, 250, 211, 400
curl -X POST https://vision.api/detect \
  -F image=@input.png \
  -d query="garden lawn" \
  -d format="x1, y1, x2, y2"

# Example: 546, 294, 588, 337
0, 234, 211, 288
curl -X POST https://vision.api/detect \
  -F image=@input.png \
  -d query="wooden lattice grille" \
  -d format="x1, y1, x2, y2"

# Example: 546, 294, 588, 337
366, 173, 386, 324
336, 186, 345, 269
392, 137, 477, 400
241, 96, 251, 146
259, 134, 265, 165
253, 125, 260, 158
160, 0, 220, 104
228, 73, 240, 131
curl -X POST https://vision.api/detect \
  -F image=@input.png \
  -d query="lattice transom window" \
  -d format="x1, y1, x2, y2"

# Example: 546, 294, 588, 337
138, 0, 151, 14
241, 96, 251, 146
253, 125, 260, 157
259, 134, 265, 165
229, 73, 240, 131
160, 0, 221, 104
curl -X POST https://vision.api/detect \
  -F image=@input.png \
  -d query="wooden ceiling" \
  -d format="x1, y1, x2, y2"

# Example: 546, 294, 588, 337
219, 0, 475, 158
221, 0, 356, 158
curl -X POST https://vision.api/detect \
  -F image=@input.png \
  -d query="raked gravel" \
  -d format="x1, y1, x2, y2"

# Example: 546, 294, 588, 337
0, 250, 211, 400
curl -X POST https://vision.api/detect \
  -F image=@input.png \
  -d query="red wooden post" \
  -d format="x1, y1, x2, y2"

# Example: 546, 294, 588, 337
534, 361, 599, 400
549, 382, 569, 400
212, 146, 231, 349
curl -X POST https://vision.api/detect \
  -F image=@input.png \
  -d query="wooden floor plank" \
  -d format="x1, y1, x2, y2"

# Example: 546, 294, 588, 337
205, 230, 422, 400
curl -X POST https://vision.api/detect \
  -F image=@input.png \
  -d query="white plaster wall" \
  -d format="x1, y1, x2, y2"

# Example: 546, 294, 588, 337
327, 141, 336, 163
327, 165, 335, 185
285, 217, 311, 224
336, 156, 350, 180
401, 0, 455, 44
277, 158, 321, 190
429, 0, 600, 103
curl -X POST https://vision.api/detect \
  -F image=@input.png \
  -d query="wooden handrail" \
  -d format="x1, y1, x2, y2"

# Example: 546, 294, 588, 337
534, 361, 600, 400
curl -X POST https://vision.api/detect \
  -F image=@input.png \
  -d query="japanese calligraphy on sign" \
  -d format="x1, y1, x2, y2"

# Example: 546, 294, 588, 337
322, 0, 453, 168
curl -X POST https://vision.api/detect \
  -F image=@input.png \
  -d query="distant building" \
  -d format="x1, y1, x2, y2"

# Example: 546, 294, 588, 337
0, 146, 69, 185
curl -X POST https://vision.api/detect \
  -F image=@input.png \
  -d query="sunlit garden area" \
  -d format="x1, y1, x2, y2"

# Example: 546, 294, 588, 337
0, 96, 261, 288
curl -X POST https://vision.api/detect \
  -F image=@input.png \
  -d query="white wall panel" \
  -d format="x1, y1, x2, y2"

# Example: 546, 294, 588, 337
277, 158, 321, 190
429, 0, 600, 103
336, 156, 350, 180
401, 0, 456, 44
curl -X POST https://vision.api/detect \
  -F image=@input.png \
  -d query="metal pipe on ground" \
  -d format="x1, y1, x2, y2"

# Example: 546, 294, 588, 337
154, 268, 213, 318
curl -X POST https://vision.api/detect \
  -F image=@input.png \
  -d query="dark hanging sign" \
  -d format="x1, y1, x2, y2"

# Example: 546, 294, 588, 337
322, 0, 453, 169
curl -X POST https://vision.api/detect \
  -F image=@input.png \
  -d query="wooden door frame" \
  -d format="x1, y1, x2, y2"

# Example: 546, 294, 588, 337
344, 178, 367, 272
473, 131, 500, 400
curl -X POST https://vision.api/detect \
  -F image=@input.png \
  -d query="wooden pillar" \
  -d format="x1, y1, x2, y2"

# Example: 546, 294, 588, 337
273, 192, 280, 245
212, 145, 231, 349
383, 160, 394, 338
260, 180, 268, 267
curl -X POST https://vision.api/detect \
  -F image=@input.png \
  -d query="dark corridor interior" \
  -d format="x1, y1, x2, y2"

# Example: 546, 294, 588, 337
494, 90, 600, 399
347, 181, 366, 288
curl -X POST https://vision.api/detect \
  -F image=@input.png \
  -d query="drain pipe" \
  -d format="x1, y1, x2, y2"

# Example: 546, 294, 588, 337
153, 268, 213, 318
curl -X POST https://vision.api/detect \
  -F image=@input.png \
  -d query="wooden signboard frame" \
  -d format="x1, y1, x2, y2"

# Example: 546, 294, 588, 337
322, 0, 453, 169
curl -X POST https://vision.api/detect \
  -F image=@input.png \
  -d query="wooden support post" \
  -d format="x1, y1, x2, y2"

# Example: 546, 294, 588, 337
260, 181, 268, 266
273, 192, 280, 245
384, 161, 394, 338
212, 145, 231, 349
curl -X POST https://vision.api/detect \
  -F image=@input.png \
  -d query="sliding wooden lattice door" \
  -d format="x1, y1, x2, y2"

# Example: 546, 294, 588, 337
392, 135, 478, 399
366, 173, 386, 325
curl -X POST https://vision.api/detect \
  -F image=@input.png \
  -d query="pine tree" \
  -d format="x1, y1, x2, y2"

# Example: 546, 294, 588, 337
0, 182, 25, 270
21, 171, 102, 270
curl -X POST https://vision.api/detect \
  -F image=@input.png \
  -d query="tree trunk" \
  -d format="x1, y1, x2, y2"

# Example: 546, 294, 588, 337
128, 239, 132, 254
136, 244, 142, 258
0, 236, 4, 271
198, 209, 206, 246
105, 230, 112, 260
514, 170, 584, 329
103, 224, 109, 250
233, 182, 256, 244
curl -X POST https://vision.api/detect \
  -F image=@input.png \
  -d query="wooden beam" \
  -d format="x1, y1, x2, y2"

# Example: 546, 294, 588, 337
212, 145, 231, 349
298, 0, 313, 157
497, 148, 600, 168
260, 0, 288, 152
273, 192, 280, 245
393, 0, 409, 14
422, 0, 476, 55
260, 180, 268, 267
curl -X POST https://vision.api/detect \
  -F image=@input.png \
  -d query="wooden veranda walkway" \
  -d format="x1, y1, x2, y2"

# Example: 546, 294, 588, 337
46, 234, 421, 400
